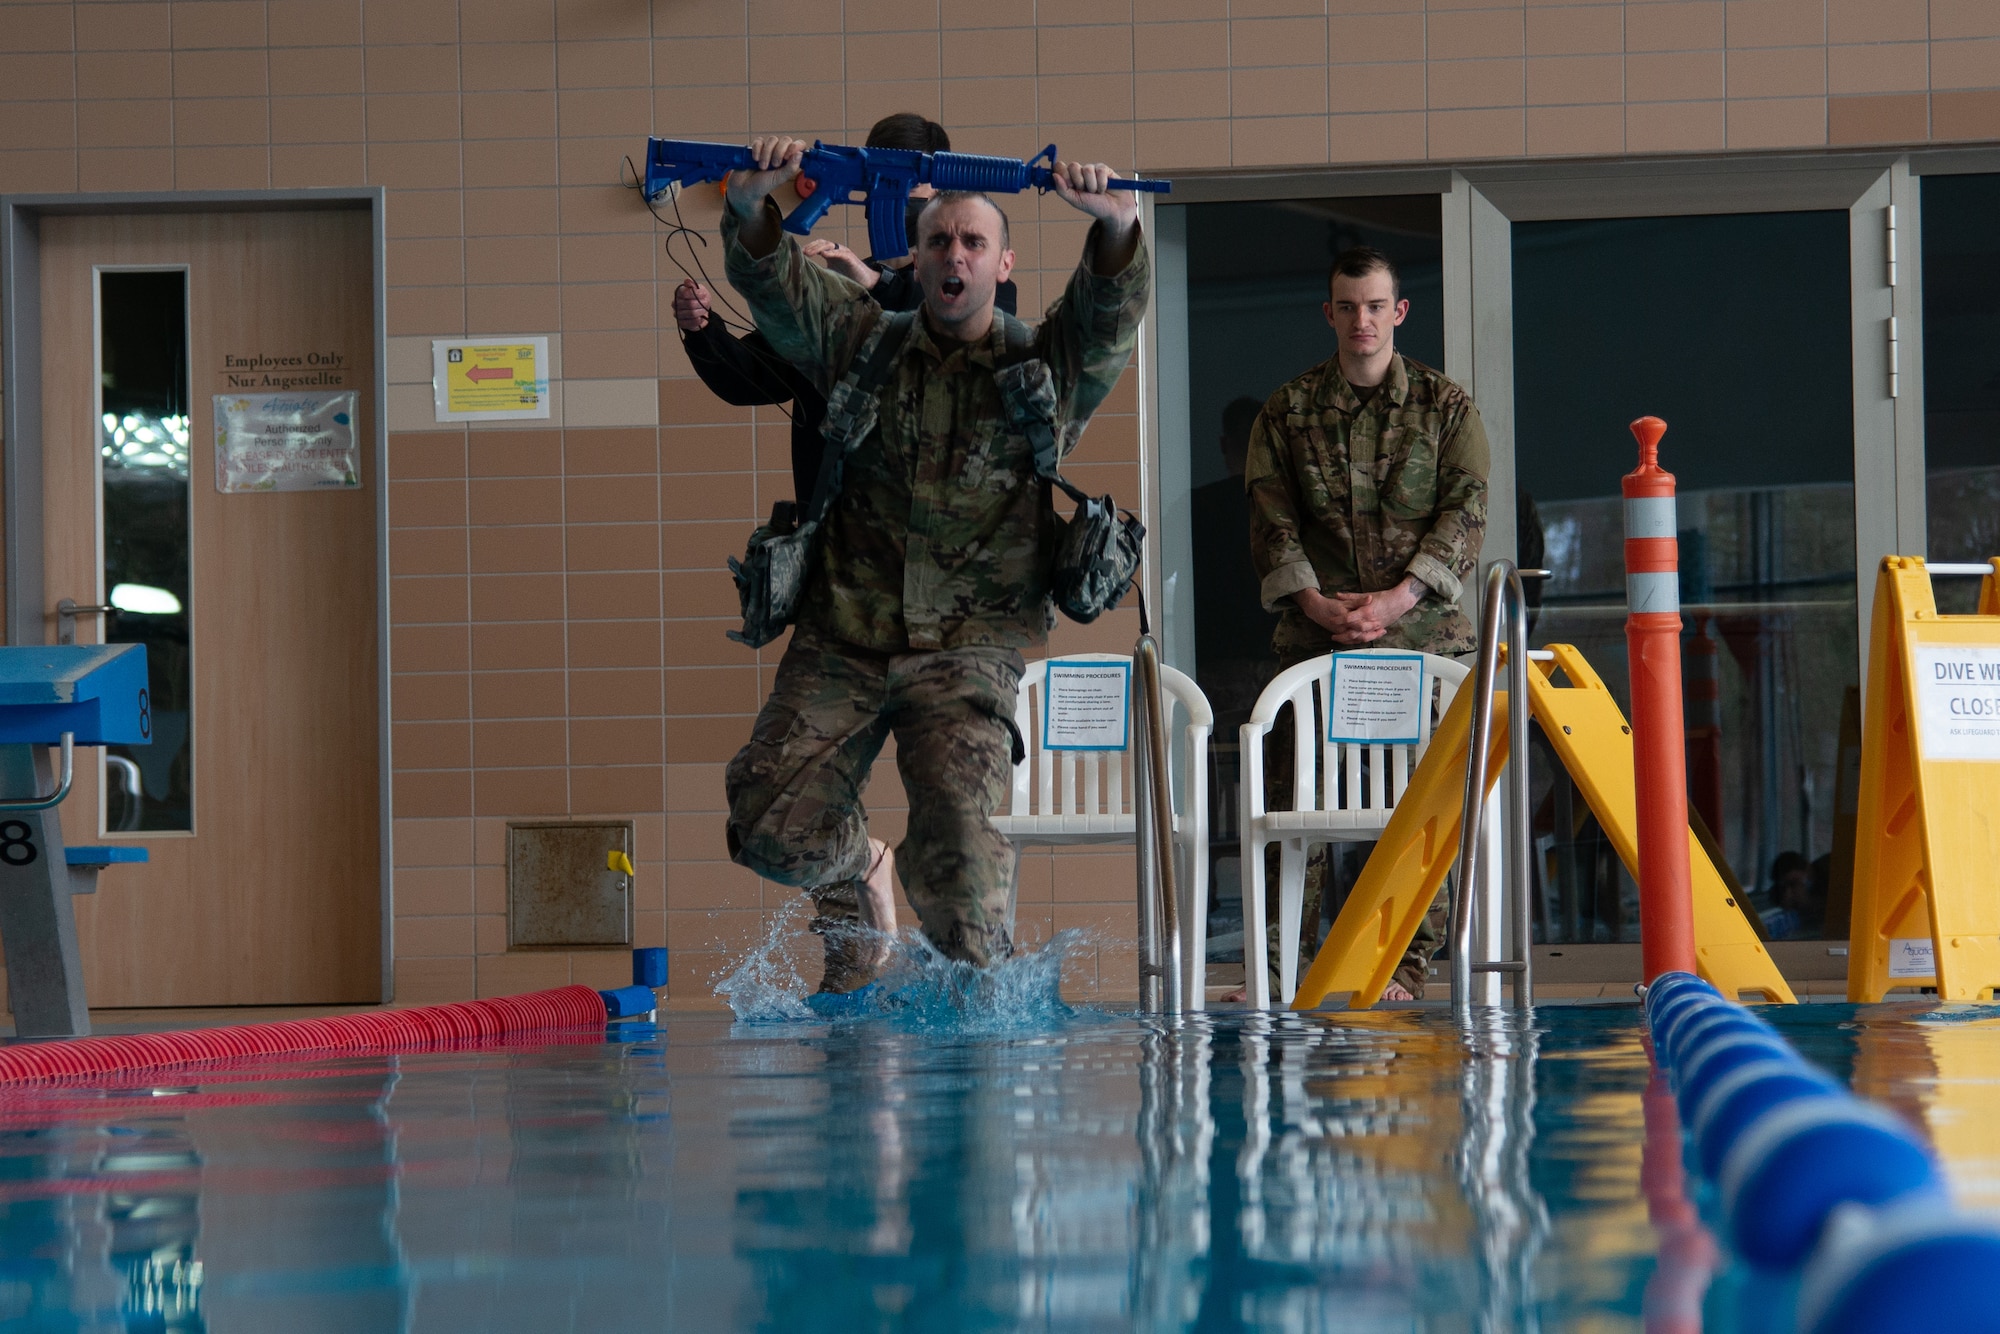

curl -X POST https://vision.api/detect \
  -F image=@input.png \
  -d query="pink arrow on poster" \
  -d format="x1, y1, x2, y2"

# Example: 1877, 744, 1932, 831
465, 367, 515, 382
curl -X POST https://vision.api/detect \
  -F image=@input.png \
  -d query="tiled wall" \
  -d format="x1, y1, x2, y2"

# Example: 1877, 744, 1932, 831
0, 0, 1995, 1005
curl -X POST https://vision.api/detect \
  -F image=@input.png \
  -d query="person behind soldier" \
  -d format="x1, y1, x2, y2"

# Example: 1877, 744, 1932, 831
1240, 245, 1491, 1003
717, 135, 1148, 998
672, 113, 1016, 505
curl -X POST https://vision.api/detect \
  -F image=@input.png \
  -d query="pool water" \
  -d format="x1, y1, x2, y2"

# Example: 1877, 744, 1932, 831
2, 962, 1997, 1332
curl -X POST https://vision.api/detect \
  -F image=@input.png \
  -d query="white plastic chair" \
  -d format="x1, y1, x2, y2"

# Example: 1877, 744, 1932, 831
992, 653, 1214, 1008
1238, 648, 1469, 1009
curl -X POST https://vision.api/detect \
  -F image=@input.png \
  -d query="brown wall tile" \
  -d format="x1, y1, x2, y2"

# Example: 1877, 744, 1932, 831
77, 54, 170, 101
1934, 88, 2000, 139
173, 2, 268, 49
1826, 91, 1927, 144
269, 0, 363, 47
76, 3, 171, 52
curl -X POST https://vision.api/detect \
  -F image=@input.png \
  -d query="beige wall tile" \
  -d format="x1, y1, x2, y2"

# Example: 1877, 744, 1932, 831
1525, 6, 1621, 57
1723, 0, 1822, 49
1727, 94, 1826, 147
1134, 21, 1227, 70
1232, 64, 1327, 118
1230, 16, 1327, 68
1626, 98, 1727, 151
1428, 8, 1525, 61
1726, 46, 1824, 98
269, 0, 364, 47
1528, 54, 1623, 105
1627, 50, 1726, 102
1136, 69, 1228, 120
1826, 0, 1926, 46
1329, 62, 1427, 114
1526, 102, 1625, 154
1933, 0, 2000, 42
1429, 106, 1526, 156
1136, 114, 1224, 166
1626, 3, 1724, 53
1332, 12, 1427, 63
1932, 38, 2000, 90
1428, 58, 1525, 110
1828, 42, 1930, 96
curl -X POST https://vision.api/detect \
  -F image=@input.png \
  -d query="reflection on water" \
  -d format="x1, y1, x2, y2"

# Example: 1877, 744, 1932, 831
0, 1005, 1996, 1331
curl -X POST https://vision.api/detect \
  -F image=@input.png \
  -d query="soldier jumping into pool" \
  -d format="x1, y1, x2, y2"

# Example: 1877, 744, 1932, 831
718, 135, 1150, 994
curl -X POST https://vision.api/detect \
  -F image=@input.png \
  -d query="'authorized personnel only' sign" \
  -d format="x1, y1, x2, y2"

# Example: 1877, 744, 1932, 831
1914, 644, 2000, 761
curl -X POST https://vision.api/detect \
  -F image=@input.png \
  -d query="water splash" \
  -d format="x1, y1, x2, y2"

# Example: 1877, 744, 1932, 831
711, 899, 818, 1023
714, 905, 1097, 1034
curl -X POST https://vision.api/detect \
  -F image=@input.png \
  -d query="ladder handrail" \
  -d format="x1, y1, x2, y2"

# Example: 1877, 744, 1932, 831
1133, 635, 1183, 1014
1451, 563, 1549, 1015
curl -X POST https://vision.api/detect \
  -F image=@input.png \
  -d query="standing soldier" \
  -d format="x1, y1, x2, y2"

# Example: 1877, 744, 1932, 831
1243, 245, 1490, 1001
717, 136, 1149, 996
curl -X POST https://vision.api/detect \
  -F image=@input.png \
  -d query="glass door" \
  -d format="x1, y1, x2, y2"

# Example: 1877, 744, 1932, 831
1920, 171, 2000, 611
1168, 194, 1448, 986
1511, 209, 1859, 955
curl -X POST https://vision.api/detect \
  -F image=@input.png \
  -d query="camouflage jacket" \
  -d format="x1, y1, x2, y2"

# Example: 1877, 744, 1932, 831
723, 200, 1149, 653
1245, 352, 1489, 658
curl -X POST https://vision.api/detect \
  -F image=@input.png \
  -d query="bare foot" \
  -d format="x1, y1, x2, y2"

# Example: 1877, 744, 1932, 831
1219, 986, 1247, 1004
1381, 980, 1414, 1001
856, 839, 898, 968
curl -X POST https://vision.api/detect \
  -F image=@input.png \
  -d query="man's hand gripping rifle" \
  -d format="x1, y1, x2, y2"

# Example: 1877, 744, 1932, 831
644, 139, 1170, 261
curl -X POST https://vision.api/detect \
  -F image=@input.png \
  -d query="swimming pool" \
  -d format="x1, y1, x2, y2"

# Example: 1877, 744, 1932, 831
1, 986, 1993, 1331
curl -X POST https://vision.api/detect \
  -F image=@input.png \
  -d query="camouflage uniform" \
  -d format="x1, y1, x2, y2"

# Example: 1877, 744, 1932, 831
719, 199, 1150, 984
1245, 352, 1489, 997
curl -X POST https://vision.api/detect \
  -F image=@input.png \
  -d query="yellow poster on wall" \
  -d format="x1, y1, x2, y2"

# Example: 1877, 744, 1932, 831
431, 336, 550, 422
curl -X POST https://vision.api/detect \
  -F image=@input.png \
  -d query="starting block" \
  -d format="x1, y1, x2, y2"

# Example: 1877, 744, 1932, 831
1848, 558, 2000, 1001
1291, 643, 1794, 1009
0, 644, 152, 1038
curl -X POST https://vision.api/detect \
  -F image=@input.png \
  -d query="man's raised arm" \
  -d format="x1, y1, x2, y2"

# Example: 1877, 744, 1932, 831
1034, 161, 1151, 440
720, 135, 876, 395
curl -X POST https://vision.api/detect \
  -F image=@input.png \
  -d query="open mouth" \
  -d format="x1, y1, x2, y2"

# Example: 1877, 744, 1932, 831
941, 277, 965, 298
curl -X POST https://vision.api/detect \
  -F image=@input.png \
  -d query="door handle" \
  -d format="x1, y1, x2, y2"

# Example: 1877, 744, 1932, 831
54, 599, 115, 646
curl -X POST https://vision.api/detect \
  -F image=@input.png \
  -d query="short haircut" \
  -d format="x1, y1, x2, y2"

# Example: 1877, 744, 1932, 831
1328, 245, 1400, 301
866, 113, 951, 154
918, 191, 1010, 250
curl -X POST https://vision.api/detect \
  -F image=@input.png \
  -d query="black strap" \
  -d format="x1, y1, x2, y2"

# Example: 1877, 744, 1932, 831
801, 310, 915, 527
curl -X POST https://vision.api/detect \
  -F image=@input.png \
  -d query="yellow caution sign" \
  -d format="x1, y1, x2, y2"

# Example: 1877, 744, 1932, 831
1292, 643, 1794, 1010
1848, 557, 2000, 1002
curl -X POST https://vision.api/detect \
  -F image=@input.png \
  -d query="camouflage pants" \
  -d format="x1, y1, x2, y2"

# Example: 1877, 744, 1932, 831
725, 627, 1024, 987
1258, 661, 1447, 1000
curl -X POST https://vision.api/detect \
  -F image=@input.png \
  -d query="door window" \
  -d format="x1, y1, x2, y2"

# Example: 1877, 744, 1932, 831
97, 269, 193, 832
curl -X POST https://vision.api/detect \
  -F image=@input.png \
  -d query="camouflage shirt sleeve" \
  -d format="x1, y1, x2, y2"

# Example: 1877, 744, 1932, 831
1244, 399, 1319, 610
1402, 397, 1490, 602
1033, 221, 1151, 458
721, 198, 879, 395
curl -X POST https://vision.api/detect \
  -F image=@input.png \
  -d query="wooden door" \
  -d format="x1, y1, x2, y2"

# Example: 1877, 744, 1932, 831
38, 211, 379, 1006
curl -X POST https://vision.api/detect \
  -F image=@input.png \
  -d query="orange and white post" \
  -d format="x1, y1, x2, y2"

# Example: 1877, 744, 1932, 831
1624, 417, 1698, 980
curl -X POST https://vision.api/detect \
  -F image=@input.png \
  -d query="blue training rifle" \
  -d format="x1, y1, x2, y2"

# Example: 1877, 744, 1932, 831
643, 139, 1172, 261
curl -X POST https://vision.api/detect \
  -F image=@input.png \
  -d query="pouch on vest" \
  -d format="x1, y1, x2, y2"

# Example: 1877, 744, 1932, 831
727, 312, 915, 647
993, 347, 1144, 625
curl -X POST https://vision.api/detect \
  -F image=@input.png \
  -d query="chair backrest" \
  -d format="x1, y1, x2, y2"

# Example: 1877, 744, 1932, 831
1245, 648, 1468, 817
1006, 653, 1214, 819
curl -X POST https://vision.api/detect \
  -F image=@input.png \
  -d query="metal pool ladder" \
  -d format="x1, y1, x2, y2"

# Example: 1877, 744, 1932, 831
1449, 561, 1551, 1018
1133, 635, 1183, 1014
